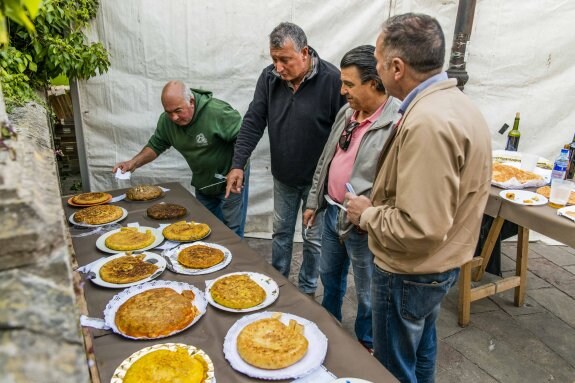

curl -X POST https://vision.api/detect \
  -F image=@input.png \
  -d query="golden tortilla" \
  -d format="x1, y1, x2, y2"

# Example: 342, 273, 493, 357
210, 274, 266, 309
163, 221, 211, 241
237, 314, 308, 369
71, 192, 110, 205
99, 254, 158, 284
123, 346, 208, 383
536, 185, 575, 205
492, 163, 543, 184
126, 185, 163, 201
115, 288, 198, 338
74, 204, 123, 225
105, 227, 155, 251
177, 245, 225, 269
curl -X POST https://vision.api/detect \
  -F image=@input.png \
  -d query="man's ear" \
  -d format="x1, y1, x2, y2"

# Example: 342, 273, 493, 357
391, 57, 405, 81
301, 46, 309, 58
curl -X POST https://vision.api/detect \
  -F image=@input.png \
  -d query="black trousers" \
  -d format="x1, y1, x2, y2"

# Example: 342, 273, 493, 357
474, 215, 518, 276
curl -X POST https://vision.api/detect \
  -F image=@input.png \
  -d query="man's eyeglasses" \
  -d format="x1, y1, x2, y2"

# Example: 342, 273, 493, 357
338, 121, 360, 151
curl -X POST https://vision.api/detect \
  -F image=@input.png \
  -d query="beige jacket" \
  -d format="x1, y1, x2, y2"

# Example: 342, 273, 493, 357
359, 79, 492, 274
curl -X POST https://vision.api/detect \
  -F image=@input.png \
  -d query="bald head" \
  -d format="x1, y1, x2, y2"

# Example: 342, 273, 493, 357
161, 80, 195, 126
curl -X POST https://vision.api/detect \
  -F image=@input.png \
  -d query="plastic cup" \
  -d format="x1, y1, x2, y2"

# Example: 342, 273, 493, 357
521, 153, 539, 172
549, 179, 573, 208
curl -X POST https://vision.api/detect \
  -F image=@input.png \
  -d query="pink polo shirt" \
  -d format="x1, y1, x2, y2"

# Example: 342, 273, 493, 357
327, 102, 386, 203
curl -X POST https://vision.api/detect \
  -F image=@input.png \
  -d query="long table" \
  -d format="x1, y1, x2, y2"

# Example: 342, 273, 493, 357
458, 185, 575, 326
64, 182, 397, 383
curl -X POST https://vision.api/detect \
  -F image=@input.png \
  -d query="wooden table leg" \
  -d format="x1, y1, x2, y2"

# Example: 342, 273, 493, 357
514, 226, 529, 306
458, 261, 472, 327
473, 216, 505, 282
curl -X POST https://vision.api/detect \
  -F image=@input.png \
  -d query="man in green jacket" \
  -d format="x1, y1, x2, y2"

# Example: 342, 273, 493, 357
113, 80, 248, 237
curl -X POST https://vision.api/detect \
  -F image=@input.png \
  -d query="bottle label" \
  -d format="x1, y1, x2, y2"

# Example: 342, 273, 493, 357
505, 136, 520, 151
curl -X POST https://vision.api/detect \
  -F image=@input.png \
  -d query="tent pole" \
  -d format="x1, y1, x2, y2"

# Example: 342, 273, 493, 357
447, 0, 477, 91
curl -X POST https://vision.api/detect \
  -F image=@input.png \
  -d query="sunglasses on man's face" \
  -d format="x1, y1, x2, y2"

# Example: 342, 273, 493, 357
338, 121, 360, 151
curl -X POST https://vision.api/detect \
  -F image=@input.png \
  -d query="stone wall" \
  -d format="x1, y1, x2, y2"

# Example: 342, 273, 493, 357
0, 103, 90, 383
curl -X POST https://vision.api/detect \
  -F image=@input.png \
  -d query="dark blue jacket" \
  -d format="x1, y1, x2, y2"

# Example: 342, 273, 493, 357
232, 48, 346, 186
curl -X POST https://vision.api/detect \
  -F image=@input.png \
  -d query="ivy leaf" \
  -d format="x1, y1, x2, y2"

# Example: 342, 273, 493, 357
4, 0, 37, 34
23, 0, 43, 19
0, 13, 8, 45
28, 61, 37, 72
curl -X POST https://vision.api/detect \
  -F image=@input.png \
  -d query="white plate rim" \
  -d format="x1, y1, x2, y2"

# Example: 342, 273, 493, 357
110, 343, 215, 383
223, 311, 328, 380
499, 189, 548, 206
557, 205, 575, 222
162, 241, 232, 275
205, 272, 279, 313
69, 207, 128, 228
96, 226, 164, 254
88, 251, 166, 288
103, 280, 207, 340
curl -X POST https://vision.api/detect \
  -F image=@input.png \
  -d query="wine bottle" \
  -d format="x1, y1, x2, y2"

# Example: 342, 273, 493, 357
505, 112, 521, 151
565, 132, 575, 180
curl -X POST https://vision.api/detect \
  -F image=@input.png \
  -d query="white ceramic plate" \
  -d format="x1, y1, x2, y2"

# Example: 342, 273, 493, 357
87, 251, 166, 288
499, 189, 548, 206
69, 207, 128, 228
557, 205, 575, 223
205, 272, 279, 313
103, 280, 207, 340
162, 241, 232, 275
330, 379, 374, 383
111, 343, 215, 383
223, 311, 328, 380
96, 226, 164, 254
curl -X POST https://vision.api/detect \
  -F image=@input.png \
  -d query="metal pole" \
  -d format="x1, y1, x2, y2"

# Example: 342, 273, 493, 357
69, 80, 91, 192
447, 0, 478, 90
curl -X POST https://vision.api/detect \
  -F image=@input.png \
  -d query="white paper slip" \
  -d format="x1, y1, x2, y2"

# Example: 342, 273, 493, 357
324, 195, 347, 211
115, 169, 131, 180
291, 365, 336, 383
80, 315, 111, 330
110, 194, 126, 202
160, 186, 170, 192
127, 222, 140, 228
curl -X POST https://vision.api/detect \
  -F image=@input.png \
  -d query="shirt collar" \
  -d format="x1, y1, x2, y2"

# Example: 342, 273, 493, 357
399, 71, 448, 114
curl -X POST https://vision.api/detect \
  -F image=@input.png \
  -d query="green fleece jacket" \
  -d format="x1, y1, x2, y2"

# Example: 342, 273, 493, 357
146, 89, 241, 195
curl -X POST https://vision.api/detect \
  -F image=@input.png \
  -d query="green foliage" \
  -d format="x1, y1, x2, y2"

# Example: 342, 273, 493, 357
0, 0, 42, 44
0, 0, 110, 111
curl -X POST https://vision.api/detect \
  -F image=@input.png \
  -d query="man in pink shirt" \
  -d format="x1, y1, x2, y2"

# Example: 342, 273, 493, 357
304, 45, 400, 351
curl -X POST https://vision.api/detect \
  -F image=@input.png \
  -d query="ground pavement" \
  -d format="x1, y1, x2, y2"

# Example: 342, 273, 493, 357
245, 238, 575, 383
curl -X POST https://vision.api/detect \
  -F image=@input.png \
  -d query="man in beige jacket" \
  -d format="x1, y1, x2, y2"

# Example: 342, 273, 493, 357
346, 13, 491, 383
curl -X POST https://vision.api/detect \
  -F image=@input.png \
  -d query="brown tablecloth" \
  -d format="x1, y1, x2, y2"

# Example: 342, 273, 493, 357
486, 186, 575, 247
64, 182, 397, 383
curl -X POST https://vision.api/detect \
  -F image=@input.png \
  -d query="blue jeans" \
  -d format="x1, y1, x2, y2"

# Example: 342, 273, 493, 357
320, 204, 373, 348
195, 166, 249, 238
372, 265, 459, 383
272, 178, 322, 294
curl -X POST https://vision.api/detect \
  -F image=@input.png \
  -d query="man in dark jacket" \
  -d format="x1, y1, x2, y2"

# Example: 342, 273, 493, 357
225, 22, 345, 295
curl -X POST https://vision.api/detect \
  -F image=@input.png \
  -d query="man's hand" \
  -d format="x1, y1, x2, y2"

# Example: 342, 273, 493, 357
225, 168, 244, 198
112, 159, 137, 174
303, 209, 316, 227
346, 193, 372, 226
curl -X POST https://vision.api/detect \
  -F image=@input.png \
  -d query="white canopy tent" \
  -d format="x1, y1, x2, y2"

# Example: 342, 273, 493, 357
76, 0, 575, 235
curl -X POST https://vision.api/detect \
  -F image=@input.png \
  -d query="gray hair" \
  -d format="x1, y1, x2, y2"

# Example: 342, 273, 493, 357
340, 45, 385, 93
163, 80, 193, 102
379, 13, 445, 74
269, 22, 307, 51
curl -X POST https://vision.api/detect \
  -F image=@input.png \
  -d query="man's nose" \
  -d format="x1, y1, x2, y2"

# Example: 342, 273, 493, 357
275, 63, 284, 73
